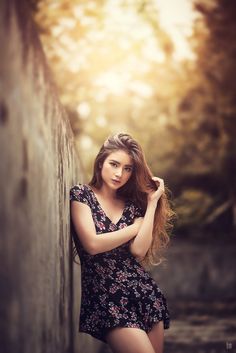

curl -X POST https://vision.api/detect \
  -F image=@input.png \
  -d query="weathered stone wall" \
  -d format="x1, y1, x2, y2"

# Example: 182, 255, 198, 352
0, 1, 101, 352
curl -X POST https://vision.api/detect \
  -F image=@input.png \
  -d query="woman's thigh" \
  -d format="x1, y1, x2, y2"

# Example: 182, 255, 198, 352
105, 326, 156, 353
147, 320, 164, 353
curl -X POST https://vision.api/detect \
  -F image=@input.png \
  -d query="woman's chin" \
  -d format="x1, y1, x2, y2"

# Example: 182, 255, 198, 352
108, 180, 123, 189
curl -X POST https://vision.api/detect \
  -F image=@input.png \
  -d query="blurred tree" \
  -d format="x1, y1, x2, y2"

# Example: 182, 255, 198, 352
32, 0, 235, 235
194, 0, 236, 229
172, 0, 236, 233
33, 0, 180, 176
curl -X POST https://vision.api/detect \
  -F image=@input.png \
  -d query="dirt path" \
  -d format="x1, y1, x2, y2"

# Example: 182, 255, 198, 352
165, 316, 236, 352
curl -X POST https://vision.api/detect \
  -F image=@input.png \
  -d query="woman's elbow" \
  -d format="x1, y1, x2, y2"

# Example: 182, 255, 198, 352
85, 241, 99, 255
130, 245, 146, 259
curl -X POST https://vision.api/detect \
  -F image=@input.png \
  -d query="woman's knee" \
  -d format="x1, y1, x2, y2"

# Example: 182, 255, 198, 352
105, 326, 156, 353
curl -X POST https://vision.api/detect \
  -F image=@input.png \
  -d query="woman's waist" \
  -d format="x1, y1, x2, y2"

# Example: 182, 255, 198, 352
80, 242, 132, 261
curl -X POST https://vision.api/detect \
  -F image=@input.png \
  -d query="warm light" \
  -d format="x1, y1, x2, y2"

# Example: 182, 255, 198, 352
36, 0, 198, 111
155, 0, 197, 60
93, 71, 130, 96
96, 116, 107, 127
76, 102, 91, 119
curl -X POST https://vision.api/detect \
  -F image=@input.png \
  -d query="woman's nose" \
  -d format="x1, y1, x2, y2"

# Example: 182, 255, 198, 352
115, 168, 122, 177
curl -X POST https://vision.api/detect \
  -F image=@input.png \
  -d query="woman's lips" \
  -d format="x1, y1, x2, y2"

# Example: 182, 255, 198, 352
111, 179, 121, 184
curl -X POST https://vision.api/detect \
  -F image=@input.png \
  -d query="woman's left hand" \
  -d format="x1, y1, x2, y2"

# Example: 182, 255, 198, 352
147, 176, 165, 206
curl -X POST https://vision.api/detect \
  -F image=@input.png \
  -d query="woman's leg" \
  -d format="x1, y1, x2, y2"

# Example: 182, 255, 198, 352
147, 320, 164, 353
105, 327, 156, 353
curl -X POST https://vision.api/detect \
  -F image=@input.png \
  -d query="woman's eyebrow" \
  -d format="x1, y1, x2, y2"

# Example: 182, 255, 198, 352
109, 159, 133, 167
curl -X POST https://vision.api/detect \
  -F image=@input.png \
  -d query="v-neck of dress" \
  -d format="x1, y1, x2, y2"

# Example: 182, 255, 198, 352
86, 184, 128, 226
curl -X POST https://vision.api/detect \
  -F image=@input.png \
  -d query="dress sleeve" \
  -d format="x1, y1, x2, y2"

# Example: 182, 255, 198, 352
70, 184, 89, 206
134, 204, 145, 218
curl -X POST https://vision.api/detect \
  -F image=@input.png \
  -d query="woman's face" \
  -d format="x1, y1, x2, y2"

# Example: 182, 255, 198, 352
100, 149, 133, 190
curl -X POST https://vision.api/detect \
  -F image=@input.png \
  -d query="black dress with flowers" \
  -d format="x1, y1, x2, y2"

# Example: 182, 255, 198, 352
70, 183, 170, 343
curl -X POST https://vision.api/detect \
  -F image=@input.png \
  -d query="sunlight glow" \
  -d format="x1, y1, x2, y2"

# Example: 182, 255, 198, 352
93, 71, 129, 96
155, 0, 197, 60
79, 135, 93, 149
76, 102, 91, 119
36, 0, 198, 110
96, 116, 107, 127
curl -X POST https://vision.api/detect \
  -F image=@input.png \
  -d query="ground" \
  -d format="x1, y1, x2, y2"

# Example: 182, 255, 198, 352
99, 300, 236, 353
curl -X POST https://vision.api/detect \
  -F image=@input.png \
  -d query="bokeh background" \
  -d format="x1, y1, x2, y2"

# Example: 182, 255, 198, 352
32, 0, 236, 352
33, 0, 236, 236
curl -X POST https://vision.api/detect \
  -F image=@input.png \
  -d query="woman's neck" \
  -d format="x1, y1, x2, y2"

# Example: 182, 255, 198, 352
95, 183, 117, 200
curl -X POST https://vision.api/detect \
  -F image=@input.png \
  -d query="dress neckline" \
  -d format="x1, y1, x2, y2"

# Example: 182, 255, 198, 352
86, 184, 128, 226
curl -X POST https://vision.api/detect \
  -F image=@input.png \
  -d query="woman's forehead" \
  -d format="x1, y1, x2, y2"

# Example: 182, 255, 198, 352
107, 150, 133, 165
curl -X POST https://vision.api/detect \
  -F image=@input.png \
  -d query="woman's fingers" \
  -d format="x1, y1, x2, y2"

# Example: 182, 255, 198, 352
147, 177, 165, 204
152, 176, 165, 192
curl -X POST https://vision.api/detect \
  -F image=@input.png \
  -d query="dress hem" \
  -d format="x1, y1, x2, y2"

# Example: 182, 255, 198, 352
79, 318, 170, 344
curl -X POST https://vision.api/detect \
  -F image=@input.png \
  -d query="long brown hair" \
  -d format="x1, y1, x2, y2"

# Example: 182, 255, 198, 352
88, 132, 175, 269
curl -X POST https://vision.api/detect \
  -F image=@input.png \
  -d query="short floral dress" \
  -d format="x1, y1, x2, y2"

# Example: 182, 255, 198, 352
70, 183, 170, 343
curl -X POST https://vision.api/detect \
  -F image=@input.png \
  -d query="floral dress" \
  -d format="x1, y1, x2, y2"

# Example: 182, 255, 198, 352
70, 183, 170, 343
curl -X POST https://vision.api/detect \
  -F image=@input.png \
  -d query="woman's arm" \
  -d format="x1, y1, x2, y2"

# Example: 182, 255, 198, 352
71, 201, 141, 255
129, 177, 165, 259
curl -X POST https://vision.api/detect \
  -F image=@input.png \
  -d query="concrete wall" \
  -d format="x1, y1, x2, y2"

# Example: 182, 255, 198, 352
0, 1, 94, 352
151, 238, 236, 301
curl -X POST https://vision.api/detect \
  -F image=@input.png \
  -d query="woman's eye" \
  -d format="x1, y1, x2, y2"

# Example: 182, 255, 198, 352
110, 162, 117, 167
125, 167, 132, 173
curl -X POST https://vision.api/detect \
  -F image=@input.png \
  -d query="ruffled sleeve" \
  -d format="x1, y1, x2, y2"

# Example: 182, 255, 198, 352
70, 184, 89, 206
134, 204, 145, 218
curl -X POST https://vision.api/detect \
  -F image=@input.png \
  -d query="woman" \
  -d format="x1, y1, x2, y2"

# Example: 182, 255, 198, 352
70, 133, 174, 353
